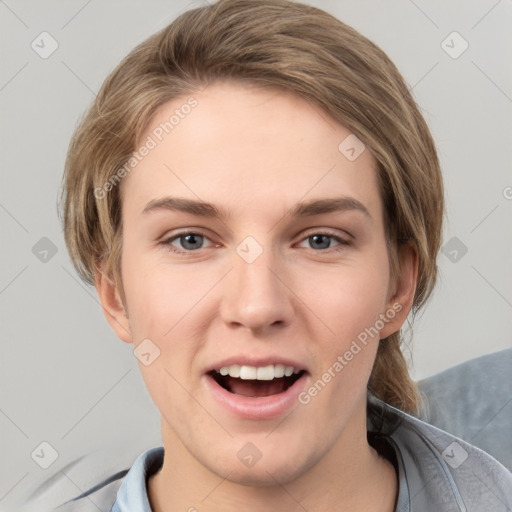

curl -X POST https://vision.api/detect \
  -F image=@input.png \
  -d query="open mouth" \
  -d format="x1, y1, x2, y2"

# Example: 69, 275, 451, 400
208, 365, 307, 398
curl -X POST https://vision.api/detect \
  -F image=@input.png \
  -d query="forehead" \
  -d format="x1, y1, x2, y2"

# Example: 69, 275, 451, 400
120, 82, 383, 225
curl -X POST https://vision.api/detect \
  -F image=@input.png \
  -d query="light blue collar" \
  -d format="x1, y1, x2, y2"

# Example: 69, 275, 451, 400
110, 446, 163, 512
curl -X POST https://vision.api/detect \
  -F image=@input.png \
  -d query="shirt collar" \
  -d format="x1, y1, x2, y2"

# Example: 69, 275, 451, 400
110, 446, 164, 512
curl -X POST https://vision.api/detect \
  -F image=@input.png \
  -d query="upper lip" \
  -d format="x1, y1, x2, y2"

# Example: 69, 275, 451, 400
205, 356, 309, 374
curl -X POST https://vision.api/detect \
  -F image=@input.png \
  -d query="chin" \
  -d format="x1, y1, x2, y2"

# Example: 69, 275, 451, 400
199, 439, 321, 488
217, 462, 305, 488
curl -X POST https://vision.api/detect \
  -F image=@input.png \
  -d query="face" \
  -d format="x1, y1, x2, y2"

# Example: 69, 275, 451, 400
99, 81, 414, 487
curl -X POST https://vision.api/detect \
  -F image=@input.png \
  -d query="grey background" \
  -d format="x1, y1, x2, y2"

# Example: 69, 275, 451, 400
1, 0, 511, 509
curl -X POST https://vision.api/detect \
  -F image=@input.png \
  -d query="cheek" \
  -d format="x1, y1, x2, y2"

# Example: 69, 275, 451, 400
121, 250, 207, 339
299, 250, 390, 398
308, 259, 390, 337
303, 268, 387, 399
124, 260, 206, 415
121, 256, 217, 402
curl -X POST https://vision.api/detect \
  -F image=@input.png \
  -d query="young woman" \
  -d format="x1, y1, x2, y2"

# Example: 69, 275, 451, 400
56, 0, 512, 510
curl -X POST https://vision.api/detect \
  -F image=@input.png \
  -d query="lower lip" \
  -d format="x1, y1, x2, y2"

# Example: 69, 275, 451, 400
204, 373, 308, 421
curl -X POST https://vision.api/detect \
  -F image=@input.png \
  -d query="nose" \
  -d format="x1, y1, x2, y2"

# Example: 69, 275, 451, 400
219, 243, 295, 335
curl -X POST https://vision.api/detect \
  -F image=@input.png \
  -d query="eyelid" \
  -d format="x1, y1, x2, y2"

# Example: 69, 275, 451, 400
161, 229, 217, 253
299, 227, 353, 242
160, 227, 353, 254
295, 229, 352, 251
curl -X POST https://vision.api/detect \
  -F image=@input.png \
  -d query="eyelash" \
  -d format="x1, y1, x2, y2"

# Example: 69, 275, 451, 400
159, 230, 352, 256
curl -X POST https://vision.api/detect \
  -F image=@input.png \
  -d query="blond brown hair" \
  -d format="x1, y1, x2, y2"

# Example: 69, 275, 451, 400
59, 0, 444, 414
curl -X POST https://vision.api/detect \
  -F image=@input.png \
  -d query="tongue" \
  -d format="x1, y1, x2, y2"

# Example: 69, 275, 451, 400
225, 377, 289, 397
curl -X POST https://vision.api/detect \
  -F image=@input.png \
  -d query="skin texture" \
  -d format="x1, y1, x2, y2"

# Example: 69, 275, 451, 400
96, 82, 418, 512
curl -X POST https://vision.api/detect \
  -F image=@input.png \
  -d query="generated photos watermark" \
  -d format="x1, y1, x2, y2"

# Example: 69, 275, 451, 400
298, 302, 402, 405
94, 96, 198, 200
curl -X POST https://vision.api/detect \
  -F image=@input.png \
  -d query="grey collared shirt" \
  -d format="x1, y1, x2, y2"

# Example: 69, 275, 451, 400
51, 397, 512, 512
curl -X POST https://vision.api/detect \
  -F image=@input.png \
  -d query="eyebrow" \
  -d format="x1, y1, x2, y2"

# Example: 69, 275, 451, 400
141, 196, 372, 220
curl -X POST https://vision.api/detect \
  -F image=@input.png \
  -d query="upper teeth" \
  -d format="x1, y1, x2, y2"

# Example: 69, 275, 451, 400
217, 364, 300, 380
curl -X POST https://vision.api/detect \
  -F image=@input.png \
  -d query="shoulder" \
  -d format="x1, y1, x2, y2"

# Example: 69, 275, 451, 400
369, 396, 512, 510
417, 347, 512, 471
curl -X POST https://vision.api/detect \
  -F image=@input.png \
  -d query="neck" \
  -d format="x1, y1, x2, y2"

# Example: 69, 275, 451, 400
148, 408, 397, 512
